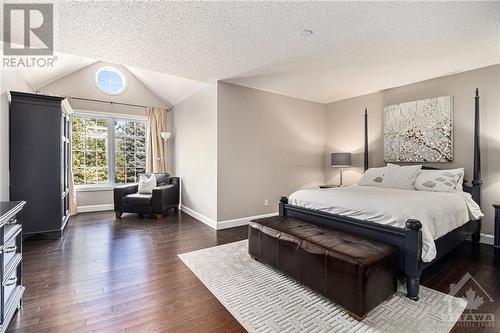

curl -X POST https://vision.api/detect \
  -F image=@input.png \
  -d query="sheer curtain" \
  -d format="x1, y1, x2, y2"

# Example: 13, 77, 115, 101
146, 106, 168, 173
62, 99, 78, 216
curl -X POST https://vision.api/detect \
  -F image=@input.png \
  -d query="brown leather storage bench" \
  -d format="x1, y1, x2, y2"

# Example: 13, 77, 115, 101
248, 216, 397, 320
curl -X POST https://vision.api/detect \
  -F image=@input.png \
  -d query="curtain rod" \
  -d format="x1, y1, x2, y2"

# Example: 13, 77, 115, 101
69, 96, 172, 111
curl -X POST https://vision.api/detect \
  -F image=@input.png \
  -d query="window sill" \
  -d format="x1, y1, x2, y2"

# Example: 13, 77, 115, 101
75, 184, 115, 192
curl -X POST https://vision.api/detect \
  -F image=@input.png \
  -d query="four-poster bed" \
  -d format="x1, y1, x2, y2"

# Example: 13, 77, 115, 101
278, 89, 482, 300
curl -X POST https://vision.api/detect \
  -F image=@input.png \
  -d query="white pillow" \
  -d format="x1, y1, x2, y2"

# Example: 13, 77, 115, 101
138, 174, 157, 194
414, 168, 464, 192
380, 164, 422, 190
358, 167, 387, 186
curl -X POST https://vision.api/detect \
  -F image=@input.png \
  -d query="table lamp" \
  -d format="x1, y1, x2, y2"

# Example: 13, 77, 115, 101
331, 152, 351, 186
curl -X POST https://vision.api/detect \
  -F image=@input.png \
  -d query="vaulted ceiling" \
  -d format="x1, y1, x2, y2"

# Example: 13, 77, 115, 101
4, 1, 500, 104
12, 51, 205, 106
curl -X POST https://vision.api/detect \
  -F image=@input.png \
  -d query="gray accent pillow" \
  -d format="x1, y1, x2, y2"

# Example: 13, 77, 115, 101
414, 168, 464, 192
143, 173, 170, 186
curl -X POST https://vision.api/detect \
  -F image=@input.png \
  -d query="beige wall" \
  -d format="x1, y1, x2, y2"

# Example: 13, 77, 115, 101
40, 61, 171, 208
0, 70, 34, 201
217, 82, 326, 221
173, 82, 218, 221
325, 64, 500, 234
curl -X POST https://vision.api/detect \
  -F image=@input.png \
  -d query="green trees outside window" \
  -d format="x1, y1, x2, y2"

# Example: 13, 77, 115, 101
72, 115, 146, 185
114, 120, 146, 183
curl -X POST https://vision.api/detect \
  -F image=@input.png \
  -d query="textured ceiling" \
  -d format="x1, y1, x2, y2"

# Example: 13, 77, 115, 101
4, 2, 500, 104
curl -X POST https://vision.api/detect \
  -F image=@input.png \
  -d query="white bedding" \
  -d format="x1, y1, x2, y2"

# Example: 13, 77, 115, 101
288, 186, 483, 262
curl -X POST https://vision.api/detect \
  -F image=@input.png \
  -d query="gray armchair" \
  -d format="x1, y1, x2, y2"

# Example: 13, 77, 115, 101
114, 173, 180, 219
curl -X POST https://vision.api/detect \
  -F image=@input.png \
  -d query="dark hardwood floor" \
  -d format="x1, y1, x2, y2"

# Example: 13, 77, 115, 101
7, 211, 500, 333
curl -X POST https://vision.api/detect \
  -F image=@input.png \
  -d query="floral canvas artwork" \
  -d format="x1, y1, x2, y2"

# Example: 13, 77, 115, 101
384, 96, 453, 162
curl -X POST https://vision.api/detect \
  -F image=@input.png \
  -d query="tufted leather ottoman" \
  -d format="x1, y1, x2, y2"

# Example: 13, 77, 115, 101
248, 216, 397, 320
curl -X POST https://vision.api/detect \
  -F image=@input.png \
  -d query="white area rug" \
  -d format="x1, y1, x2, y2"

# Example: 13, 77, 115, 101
179, 240, 467, 333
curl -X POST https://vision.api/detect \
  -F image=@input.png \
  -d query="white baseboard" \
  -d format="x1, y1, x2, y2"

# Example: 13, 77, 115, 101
180, 206, 277, 230
77, 204, 113, 213
217, 212, 278, 230
480, 233, 494, 245
180, 205, 218, 229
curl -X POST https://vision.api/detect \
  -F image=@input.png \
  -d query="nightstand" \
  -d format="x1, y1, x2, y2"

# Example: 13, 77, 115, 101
319, 185, 340, 189
493, 203, 500, 257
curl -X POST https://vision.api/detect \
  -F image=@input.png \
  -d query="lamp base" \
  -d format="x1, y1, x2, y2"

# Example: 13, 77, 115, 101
339, 167, 344, 187
319, 184, 341, 189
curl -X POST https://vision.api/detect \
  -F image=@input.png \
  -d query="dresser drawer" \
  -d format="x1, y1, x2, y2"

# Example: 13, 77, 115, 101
3, 238, 17, 271
3, 224, 22, 270
3, 254, 21, 307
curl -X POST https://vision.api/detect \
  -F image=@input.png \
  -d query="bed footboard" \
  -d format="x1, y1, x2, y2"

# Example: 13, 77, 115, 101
279, 197, 423, 300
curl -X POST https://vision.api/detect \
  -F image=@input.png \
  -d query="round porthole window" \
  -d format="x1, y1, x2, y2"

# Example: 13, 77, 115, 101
95, 66, 127, 95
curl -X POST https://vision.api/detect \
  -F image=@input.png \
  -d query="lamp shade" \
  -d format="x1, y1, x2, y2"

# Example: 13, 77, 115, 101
331, 152, 351, 167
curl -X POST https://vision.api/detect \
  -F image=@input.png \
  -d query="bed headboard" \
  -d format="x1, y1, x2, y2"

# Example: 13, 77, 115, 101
363, 89, 482, 205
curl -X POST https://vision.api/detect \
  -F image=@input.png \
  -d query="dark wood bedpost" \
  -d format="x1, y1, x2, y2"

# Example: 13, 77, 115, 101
279, 197, 288, 217
405, 219, 422, 301
364, 108, 369, 171
471, 88, 482, 244
473, 88, 482, 188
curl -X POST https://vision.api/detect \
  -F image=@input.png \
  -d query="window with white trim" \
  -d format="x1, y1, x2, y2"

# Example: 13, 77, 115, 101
114, 119, 146, 183
72, 114, 146, 186
72, 116, 109, 185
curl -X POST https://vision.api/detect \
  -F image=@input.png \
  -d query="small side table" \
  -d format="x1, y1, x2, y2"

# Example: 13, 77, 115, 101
319, 184, 340, 189
493, 203, 500, 257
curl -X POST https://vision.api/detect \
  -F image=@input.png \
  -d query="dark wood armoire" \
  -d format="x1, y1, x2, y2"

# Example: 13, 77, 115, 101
9, 91, 71, 238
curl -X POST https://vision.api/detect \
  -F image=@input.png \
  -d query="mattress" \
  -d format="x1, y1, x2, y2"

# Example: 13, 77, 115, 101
288, 185, 483, 262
